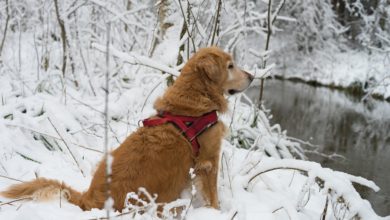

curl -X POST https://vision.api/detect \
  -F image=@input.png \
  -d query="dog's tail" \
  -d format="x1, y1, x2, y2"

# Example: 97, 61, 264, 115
0, 178, 82, 207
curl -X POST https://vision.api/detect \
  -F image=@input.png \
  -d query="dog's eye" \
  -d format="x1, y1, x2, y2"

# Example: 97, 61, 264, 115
228, 63, 234, 69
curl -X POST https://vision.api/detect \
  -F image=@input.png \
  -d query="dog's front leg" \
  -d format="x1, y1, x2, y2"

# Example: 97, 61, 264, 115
195, 158, 219, 209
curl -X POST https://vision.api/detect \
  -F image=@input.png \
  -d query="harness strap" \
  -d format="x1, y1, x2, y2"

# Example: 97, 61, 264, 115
142, 111, 218, 156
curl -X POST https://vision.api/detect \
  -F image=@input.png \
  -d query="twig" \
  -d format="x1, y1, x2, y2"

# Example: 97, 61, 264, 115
0, 161, 8, 175
272, 206, 284, 213
186, 0, 190, 60
303, 150, 346, 161
181, 169, 196, 218
230, 210, 238, 220
60, 187, 62, 208
77, 144, 103, 153
286, 136, 320, 148
141, 76, 167, 112
0, 175, 24, 183
65, 0, 87, 17
229, 95, 239, 130
320, 194, 329, 220
222, 153, 234, 197
17, 20, 22, 77
16, 203, 24, 211
0, 197, 32, 207
248, 167, 307, 186
47, 117, 87, 177
67, 94, 104, 114
33, 30, 40, 81
288, 171, 296, 187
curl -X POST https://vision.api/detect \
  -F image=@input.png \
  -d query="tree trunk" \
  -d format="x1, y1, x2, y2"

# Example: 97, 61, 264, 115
0, 0, 10, 60
53, 0, 67, 77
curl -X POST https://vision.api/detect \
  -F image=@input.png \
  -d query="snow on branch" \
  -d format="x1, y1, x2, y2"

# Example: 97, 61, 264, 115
245, 158, 381, 219
92, 43, 180, 76
226, 95, 305, 159
271, 0, 286, 24
254, 63, 275, 79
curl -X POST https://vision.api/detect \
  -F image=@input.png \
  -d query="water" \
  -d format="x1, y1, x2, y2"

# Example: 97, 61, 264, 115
246, 79, 390, 216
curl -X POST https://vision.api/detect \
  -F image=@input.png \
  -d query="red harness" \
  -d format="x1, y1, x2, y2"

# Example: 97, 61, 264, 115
142, 111, 218, 156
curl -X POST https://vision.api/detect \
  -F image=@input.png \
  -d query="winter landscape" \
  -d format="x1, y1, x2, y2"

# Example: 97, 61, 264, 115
0, 0, 389, 219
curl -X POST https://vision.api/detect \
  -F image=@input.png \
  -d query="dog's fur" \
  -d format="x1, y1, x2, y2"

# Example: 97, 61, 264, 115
0, 47, 253, 211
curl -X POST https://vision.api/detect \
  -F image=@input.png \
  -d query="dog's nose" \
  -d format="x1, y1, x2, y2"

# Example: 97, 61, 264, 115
244, 71, 254, 82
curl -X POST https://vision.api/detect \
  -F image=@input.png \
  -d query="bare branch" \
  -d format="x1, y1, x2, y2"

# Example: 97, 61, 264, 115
210, 0, 222, 46
104, 22, 112, 218
258, 0, 286, 104
177, 0, 196, 52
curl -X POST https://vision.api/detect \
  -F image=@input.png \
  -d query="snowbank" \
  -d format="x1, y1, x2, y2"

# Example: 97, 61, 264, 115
273, 48, 390, 100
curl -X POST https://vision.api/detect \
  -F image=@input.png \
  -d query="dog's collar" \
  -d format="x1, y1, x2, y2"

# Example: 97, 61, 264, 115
142, 111, 218, 156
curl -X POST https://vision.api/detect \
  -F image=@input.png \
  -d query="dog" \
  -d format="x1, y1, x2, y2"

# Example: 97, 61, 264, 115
0, 46, 253, 211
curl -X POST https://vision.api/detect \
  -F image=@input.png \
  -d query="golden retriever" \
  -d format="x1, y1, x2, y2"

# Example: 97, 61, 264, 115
0, 46, 253, 211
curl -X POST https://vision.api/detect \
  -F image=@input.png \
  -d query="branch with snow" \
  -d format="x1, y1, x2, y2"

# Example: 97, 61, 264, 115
245, 158, 381, 220
92, 43, 180, 76
225, 93, 305, 159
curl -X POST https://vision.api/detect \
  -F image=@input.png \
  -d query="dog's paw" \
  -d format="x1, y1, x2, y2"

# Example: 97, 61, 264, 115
204, 202, 220, 210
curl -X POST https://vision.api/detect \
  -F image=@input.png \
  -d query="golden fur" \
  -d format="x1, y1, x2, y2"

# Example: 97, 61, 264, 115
0, 47, 253, 211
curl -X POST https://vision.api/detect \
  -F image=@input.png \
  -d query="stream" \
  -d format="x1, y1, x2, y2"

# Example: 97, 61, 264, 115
246, 79, 390, 216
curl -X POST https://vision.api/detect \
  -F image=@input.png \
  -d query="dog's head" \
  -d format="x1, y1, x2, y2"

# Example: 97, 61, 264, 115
189, 47, 254, 95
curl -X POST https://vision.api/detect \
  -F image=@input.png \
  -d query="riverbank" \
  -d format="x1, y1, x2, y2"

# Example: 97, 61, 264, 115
270, 47, 390, 102
270, 75, 390, 102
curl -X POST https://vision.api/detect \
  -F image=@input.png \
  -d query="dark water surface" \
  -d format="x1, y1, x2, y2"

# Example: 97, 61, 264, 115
246, 79, 390, 216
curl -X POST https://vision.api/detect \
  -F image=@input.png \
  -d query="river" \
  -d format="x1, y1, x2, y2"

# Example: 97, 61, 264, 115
246, 79, 390, 216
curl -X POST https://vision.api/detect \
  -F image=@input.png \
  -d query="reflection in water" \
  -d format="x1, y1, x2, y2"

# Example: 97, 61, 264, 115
246, 79, 390, 216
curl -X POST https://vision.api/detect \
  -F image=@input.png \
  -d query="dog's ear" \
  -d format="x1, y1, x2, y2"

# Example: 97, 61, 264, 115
196, 55, 222, 83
